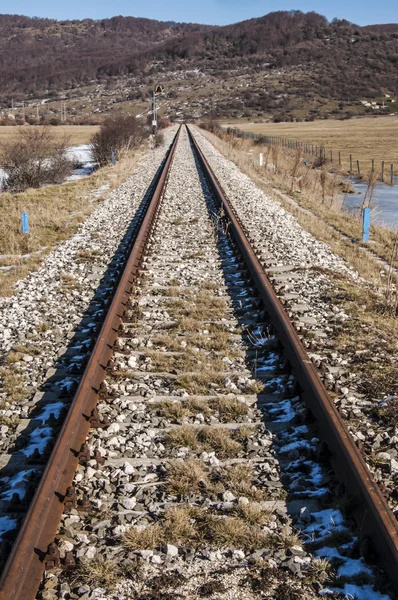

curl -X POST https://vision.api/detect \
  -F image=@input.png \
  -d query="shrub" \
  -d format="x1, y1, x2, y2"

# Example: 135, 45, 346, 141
1, 126, 73, 192
198, 119, 221, 134
154, 131, 164, 147
91, 114, 145, 166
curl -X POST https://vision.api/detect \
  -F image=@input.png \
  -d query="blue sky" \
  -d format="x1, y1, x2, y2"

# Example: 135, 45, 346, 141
0, 0, 397, 26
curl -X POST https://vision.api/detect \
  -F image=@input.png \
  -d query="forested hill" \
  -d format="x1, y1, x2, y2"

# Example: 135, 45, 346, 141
0, 10, 397, 109
0, 14, 210, 95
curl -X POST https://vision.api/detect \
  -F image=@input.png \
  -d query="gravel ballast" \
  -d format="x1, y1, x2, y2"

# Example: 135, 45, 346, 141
32, 127, 393, 600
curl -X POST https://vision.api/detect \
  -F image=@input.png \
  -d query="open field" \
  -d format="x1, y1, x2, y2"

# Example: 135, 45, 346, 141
223, 116, 398, 173
0, 125, 98, 147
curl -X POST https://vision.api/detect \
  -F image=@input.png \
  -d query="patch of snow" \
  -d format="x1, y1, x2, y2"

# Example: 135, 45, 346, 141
0, 469, 35, 501
0, 515, 17, 539
35, 401, 65, 423
279, 439, 312, 454
316, 546, 372, 577
267, 399, 295, 422
303, 508, 345, 540
320, 584, 390, 599
22, 426, 53, 456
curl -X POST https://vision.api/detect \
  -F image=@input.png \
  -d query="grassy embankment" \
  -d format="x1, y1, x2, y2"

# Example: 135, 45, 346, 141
0, 125, 145, 297
199, 122, 398, 417
201, 122, 398, 275
222, 116, 398, 176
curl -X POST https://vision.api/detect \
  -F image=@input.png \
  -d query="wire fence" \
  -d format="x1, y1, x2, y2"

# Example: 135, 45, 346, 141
225, 127, 397, 185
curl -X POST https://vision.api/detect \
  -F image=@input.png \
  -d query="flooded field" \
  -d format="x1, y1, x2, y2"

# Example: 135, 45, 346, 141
343, 177, 398, 230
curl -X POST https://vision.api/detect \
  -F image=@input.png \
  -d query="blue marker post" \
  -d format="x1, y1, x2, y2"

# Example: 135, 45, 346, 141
362, 208, 370, 242
21, 212, 29, 234
111, 151, 116, 165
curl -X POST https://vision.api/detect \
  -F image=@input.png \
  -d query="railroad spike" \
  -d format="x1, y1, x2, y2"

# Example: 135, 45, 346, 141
44, 542, 61, 570
63, 486, 77, 512
77, 492, 91, 512
316, 441, 331, 461
94, 449, 105, 465
7, 492, 24, 513
63, 551, 76, 569
77, 443, 90, 465
27, 447, 44, 464
87, 407, 111, 429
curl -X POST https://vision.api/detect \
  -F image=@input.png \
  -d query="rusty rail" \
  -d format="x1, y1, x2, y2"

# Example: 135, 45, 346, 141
187, 125, 398, 589
0, 126, 181, 600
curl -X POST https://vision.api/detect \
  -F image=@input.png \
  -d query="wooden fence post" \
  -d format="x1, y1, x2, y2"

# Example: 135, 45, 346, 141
357, 160, 360, 177
381, 161, 385, 182
350, 154, 352, 173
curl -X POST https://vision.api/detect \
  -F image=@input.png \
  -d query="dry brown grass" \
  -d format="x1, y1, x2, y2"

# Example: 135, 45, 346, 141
221, 464, 267, 501
0, 144, 144, 296
165, 293, 227, 320
0, 368, 28, 402
226, 116, 398, 173
3, 351, 24, 365
145, 351, 199, 373
165, 459, 271, 503
190, 331, 239, 355
71, 558, 127, 591
210, 396, 249, 420
0, 125, 98, 148
165, 425, 244, 457
232, 502, 272, 526
154, 396, 248, 423
378, 397, 398, 427
173, 372, 226, 394
167, 459, 209, 496
153, 400, 190, 421
123, 505, 273, 552
165, 457, 274, 503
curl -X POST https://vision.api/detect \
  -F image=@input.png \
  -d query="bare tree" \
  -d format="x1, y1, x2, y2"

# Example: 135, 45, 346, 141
91, 114, 145, 166
2, 126, 73, 192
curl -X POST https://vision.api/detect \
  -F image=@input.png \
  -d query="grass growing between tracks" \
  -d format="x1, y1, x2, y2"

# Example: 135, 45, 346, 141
0, 145, 145, 297
153, 396, 249, 422
123, 505, 286, 552
71, 557, 139, 592
166, 460, 271, 501
165, 425, 247, 458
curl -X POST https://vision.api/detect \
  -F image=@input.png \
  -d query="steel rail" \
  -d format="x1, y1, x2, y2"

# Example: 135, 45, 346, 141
187, 124, 398, 589
0, 126, 181, 600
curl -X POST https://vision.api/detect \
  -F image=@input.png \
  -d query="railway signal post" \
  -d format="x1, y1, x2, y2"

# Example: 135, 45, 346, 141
152, 84, 164, 135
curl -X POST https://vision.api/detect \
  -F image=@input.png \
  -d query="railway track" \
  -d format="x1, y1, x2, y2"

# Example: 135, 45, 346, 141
0, 124, 397, 600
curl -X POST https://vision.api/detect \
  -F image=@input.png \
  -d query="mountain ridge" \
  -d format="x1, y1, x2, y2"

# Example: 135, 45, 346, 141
0, 10, 397, 121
